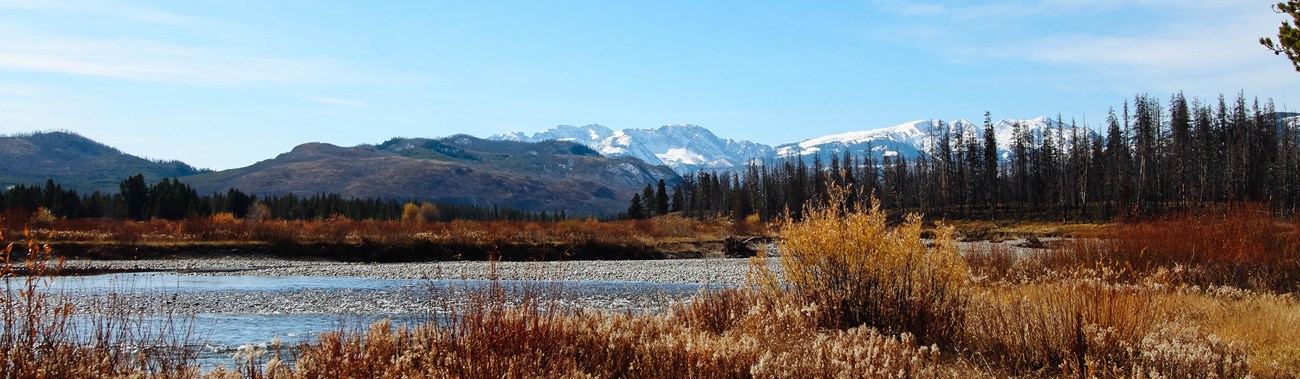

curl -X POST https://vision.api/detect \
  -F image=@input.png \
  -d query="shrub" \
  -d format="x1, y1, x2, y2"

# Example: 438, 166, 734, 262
1088, 206, 1300, 292
774, 186, 969, 345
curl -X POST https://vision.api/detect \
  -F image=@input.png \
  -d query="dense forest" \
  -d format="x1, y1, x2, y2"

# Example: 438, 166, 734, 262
633, 92, 1300, 222
0, 174, 571, 224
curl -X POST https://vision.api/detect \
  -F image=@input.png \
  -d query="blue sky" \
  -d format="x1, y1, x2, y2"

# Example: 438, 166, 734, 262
1, 0, 1297, 170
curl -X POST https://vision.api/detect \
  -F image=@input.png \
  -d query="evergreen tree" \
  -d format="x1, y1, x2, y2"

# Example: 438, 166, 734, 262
119, 174, 150, 221
670, 185, 684, 213
1262, 1, 1300, 71
982, 112, 999, 213
227, 188, 253, 218
655, 179, 669, 215
627, 193, 645, 219
642, 184, 656, 217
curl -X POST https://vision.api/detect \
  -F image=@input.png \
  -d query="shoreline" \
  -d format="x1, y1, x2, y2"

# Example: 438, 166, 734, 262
58, 256, 774, 284
41, 238, 769, 263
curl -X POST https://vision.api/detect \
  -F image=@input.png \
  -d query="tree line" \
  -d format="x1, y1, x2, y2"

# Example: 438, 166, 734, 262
638, 92, 1300, 222
0, 174, 571, 224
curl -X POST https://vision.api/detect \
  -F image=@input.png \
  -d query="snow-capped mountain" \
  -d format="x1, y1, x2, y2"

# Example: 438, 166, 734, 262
777, 116, 1091, 162
776, 119, 962, 160
491, 124, 774, 173
490, 116, 1095, 174
493, 124, 616, 146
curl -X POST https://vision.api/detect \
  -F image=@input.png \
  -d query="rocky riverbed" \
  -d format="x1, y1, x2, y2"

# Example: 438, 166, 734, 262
44, 239, 1057, 317
59, 256, 774, 283
46, 257, 773, 317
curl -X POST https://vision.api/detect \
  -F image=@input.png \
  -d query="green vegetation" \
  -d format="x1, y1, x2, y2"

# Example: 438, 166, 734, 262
1262, 1, 1300, 71
0, 131, 206, 194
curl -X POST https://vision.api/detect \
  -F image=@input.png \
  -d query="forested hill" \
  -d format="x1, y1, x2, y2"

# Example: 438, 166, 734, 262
662, 94, 1300, 222
181, 135, 680, 215
0, 131, 207, 194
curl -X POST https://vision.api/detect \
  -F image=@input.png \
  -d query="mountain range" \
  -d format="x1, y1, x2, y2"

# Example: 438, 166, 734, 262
181, 136, 679, 215
3, 116, 1094, 215
492, 116, 1084, 174
1, 132, 677, 215
492, 124, 774, 173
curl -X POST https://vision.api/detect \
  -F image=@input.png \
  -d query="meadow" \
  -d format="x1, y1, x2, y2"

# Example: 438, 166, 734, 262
2, 192, 1298, 378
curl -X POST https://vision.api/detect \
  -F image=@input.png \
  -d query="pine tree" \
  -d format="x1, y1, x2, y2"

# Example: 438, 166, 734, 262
655, 179, 669, 215
119, 173, 150, 221
227, 188, 253, 218
627, 194, 645, 219
982, 112, 999, 214
670, 185, 684, 213
1170, 92, 1192, 205
642, 184, 656, 217
1262, 1, 1300, 71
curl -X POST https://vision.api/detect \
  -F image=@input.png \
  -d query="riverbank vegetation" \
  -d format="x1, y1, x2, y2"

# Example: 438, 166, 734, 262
3, 213, 761, 262
207, 190, 1298, 378
4, 186, 1298, 377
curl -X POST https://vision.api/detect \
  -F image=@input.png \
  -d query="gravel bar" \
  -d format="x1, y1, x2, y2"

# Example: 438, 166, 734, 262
60, 256, 779, 284
45, 240, 1057, 316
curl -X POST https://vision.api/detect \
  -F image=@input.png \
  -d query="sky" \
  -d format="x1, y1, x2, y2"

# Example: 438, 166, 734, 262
1, 0, 1298, 170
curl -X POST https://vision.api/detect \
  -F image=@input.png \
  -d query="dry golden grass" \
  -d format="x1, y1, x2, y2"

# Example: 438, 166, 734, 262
771, 187, 968, 345
1164, 289, 1300, 377
946, 219, 1109, 241
200, 282, 967, 379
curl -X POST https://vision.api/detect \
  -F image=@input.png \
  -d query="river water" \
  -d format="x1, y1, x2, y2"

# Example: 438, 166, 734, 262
35, 272, 718, 370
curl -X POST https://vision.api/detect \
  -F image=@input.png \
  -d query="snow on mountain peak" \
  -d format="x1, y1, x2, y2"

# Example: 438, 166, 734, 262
489, 124, 613, 144
487, 116, 1081, 174
489, 123, 773, 172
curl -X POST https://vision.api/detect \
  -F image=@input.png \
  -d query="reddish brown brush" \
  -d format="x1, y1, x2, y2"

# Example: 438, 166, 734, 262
34, 216, 730, 250
1084, 204, 1300, 292
0, 222, 201, 378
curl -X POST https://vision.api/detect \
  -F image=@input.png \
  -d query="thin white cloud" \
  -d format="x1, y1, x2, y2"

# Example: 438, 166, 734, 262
0, 85, 36, 95
0, 0, 200, 25
0, 1, 395, 87
867, 0, 1300, 96
0, 30, 374, 86
996, 8, 1298, 93
872, 0, 1244, 20
311, 96, 363, 106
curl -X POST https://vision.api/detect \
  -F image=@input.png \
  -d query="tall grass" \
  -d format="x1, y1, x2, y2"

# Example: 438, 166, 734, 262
203, 290, 955, 378
1101, 207, 1300, 292
1, 222, 201, 378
